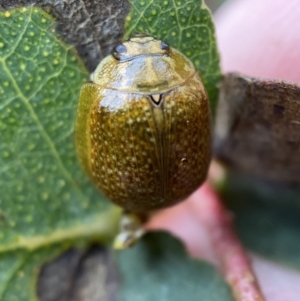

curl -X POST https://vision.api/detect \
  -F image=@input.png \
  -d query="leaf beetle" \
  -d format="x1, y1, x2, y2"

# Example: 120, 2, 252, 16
76, 33, 211, 247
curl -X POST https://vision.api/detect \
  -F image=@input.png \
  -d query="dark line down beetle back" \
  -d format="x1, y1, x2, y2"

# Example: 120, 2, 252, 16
76, 33, 211, 248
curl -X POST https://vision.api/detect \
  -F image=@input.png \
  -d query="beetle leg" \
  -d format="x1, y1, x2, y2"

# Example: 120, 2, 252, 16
113, 211, 147, 250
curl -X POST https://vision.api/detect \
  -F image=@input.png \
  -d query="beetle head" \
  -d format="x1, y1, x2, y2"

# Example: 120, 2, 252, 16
112, 33, 170, 61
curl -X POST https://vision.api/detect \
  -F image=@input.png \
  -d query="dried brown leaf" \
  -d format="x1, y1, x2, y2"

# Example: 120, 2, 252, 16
214, 73, 300, 184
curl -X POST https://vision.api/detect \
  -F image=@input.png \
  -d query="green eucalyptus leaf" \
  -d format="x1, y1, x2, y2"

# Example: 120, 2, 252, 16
0, 6, 119, 251
125, 0, 221, 115
0, 6, 121, 300
116, 232, 234, 301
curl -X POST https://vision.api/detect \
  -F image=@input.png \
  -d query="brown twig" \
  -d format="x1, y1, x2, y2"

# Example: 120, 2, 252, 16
192, 182, 265, 301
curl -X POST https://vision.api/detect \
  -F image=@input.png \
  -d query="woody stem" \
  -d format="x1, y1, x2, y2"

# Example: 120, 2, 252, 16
194, 183, 265, 301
